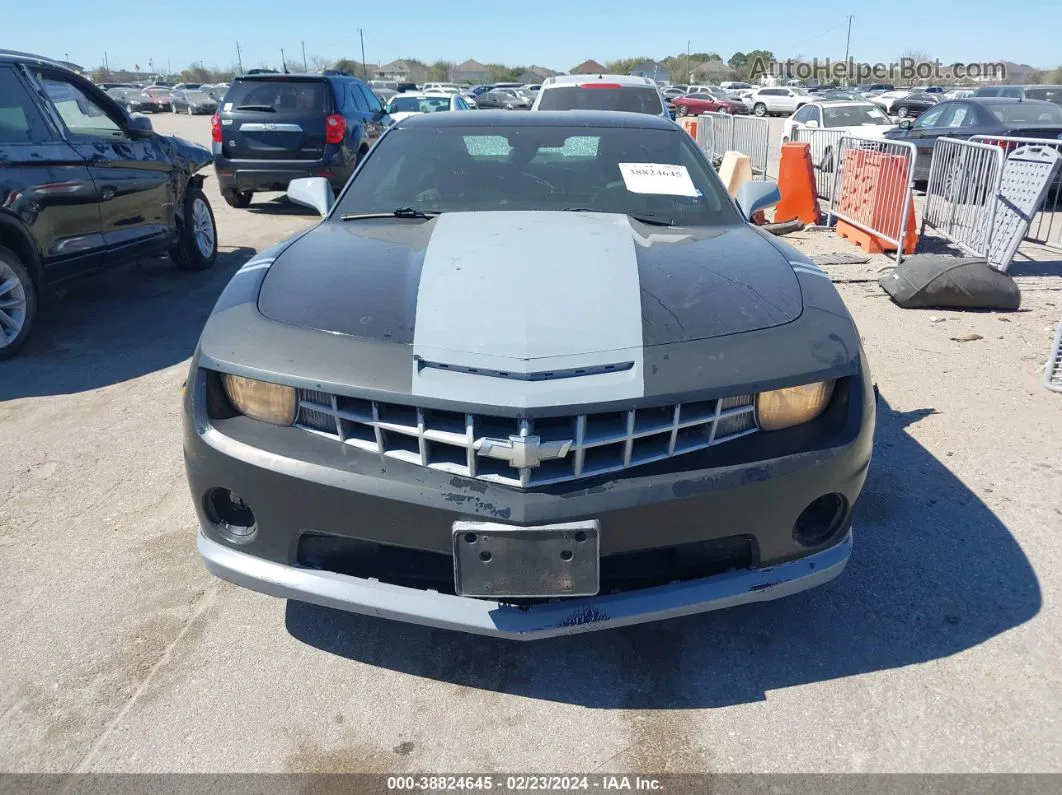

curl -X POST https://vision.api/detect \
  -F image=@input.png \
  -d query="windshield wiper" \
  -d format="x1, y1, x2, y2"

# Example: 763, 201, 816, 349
562, 208, 675, 227
340, 208, 443, 221
235, 104, 275, 112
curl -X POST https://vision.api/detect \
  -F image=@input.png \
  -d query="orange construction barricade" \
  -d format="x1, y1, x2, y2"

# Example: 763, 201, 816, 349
774, 142, 821, 225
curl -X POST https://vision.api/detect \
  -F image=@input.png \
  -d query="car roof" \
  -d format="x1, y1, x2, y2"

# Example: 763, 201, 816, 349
811, 100, 879, 107
396, 110, 677, 130
541, 74, 656, 88
0, 49, 69, 69
965, 96, 1056, 106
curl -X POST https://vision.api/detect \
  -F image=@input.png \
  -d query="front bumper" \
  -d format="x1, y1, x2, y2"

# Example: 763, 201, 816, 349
184, 353, 874, 637
198, 527, 852, 639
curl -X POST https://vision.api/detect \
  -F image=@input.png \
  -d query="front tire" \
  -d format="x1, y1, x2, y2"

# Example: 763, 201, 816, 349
753, 103, 767, 117
897, 106, 909, 118
0, 246, 37, 360
677, 104, 688, 116
221, 189, 253, 209
169, 187, 217, 271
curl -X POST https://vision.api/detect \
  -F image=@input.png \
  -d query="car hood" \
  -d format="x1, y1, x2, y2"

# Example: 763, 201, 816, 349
840, 124, 894, 138
257, 212, 802, 365
388, 111, 421, 123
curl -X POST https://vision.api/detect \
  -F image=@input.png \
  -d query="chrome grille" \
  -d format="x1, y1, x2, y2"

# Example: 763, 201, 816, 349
295, 390, 757, 488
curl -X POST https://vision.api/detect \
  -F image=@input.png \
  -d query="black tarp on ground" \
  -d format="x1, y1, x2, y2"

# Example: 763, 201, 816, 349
878, 254, 1021, 310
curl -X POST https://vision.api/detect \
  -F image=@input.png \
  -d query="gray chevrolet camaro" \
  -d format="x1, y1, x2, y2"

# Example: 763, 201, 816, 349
183, 111, 875, 640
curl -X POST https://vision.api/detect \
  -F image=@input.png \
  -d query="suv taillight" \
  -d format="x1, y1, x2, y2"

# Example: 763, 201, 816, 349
210, 113, 221, 143
325, 113, 346, 144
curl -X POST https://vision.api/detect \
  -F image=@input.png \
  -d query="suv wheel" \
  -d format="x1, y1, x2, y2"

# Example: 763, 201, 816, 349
0, 246, 37, 360
222, 189, 253, 209
169, 187, 218, 271
753, 103, 767, 117
677, 104, 688, 116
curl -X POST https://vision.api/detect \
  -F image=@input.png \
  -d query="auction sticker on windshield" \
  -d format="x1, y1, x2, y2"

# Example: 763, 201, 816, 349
618, 163, 698, 196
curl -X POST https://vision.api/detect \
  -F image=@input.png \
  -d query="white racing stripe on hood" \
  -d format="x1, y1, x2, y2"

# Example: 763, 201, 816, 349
411, 211, 645, 406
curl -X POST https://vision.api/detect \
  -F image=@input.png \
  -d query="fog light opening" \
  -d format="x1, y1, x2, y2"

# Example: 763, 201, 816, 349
793, 493, 848, 548
205, 488, 257, 539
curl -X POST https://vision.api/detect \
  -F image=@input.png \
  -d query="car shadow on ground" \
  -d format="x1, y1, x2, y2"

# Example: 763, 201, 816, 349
286, 393, 1042, 708
0, 247, 255, 401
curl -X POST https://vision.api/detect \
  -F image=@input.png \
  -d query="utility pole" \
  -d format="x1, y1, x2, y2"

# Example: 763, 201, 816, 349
686, 39, 691, 84
235, 41, 243, 75
359, 29, 367, 80
301, 41, 307, 72
281, 47, 287, 73
843, 15, 854, 85
103, 51, 109, 76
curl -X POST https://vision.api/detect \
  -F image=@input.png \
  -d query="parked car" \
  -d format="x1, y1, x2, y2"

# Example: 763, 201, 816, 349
422, 82, 462, 94
720, 81, 753, 91
889, 92, 938, 118
171, 88, 218, 115
532, 74, 669, 118
672, 92, 745, 116
782, 100, 895, 143
661, 86, 686, 100
142, 86, 173, 112
185, 109, 874, 639
811, 90, 863, 102
394, 82, 418, 93
941, 88, 975, 101
385, 92, 473, 122
883, 97, 1062, 180
746, 86, 811, 117
202, 83, 229, 102
476, 89, 531, 110
868, 90, 913, 114
0, 50, 217, 359
974, 84, 1062, 107
211, 72, 391, 208
856, 83, 895, 94
468, 84, 492, 96
374, 88, 398, 105
172, 82, 203, 92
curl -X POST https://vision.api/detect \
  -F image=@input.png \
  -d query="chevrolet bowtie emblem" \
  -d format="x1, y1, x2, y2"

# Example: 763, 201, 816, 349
475, 434, 573, 469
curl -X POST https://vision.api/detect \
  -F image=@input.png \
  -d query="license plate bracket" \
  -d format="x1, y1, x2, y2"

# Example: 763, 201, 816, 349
452, 520, 600, 598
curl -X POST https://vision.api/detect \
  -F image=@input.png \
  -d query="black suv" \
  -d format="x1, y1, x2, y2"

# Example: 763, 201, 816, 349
211, 72, 391, 208
0, 50, 217, 359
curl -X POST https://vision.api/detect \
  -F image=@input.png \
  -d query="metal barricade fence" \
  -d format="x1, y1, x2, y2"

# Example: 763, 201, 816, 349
971, 135, 1062, 252
791, 128, 846, 205
697, 113, 771, 179
827, 136, 919, 264
922, 137, 1005, 257
697, 112, 733, 161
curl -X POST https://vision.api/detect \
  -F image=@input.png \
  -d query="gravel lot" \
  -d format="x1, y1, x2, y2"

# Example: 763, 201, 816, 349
1, 112, 1060, 775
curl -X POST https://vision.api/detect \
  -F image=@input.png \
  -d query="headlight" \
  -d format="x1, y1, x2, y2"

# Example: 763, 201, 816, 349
755, 380, 835, 431
220, 374, 297, 426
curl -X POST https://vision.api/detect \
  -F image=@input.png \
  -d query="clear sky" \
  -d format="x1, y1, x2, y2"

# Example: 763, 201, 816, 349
6, 0, 1060, 74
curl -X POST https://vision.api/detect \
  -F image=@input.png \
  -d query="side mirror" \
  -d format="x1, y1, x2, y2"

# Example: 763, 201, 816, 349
127, 113, 153, 135
736, 180, 781, 222
287, 176, 334, 217
805, 119, 819, 128
898, 119, 913, 130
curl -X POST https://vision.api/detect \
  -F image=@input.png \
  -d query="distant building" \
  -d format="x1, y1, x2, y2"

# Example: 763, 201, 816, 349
377, 59, 429, 84
517, 65, 560, 84
570, 59, 607, 75
629, 61, 670, 83
691, 60, 733, 83
451, 59, 492, 84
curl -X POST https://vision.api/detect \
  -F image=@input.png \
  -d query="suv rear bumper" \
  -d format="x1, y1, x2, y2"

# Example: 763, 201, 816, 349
213, 150, 352, 193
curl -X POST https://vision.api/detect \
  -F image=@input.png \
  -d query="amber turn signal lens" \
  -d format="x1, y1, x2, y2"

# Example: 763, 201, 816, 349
220, 374, 297, 426
755, 381, 835, 431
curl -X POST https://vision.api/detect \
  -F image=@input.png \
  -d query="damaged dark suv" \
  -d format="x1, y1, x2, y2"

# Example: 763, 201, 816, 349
0, 51, 216, 358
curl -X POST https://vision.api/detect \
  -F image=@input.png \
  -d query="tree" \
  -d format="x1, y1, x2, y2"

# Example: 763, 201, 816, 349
1049, 66, 1062, 84
332, 58, 363, 76
485, 63, 522, 82
743, 49, 776, 80
605, 57, 651, 75
428, 60, 453, 81
728, 52, 747, 71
